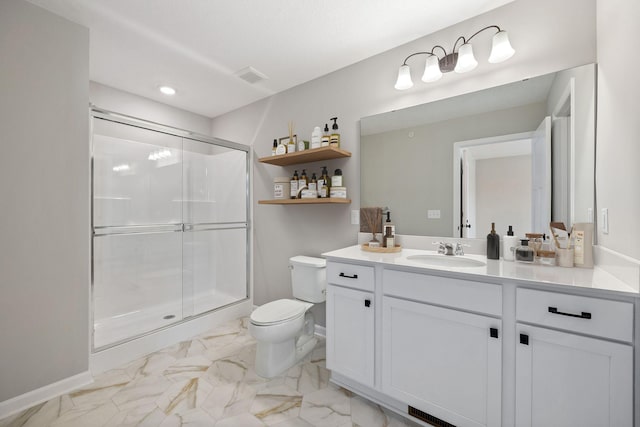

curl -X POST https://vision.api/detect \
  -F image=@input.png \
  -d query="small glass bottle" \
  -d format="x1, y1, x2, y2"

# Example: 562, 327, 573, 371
515, 239, 535, 263
271, 139, 277, 156
309, 172, 318, 191
290, 170, 299, 199
299, 169, 308, 189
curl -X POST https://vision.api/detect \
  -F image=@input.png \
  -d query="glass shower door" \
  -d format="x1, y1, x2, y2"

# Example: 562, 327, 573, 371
92, 118, 184, 348
181, 139, 248, 317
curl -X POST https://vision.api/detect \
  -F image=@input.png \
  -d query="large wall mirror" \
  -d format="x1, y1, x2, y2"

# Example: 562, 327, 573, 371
361, 63, 595, 239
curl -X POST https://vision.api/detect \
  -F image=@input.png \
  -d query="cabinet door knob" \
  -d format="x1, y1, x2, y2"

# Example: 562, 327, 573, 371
339, 272, 358, 279
519, 333, 529, 345
489, 328, 499, 339
364, 299, 371, 307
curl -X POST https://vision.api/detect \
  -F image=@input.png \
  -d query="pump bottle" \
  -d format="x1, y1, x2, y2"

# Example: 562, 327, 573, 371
486, 222, 500, 260
329, 117, 340, 148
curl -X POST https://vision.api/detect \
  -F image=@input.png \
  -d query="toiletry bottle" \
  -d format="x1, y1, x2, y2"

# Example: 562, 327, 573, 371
486, 222, 500, 260
311, 126, 322, 149
573, 222, 594, 268
299, 169, 308, 189
318, 166, 330, 198
384, 211, 395, 237
384, 226, 395, 248
329, 117, 340, 148
276, 139, 287, 155
287, 138, 296, 154
298, 139, 306, 152
503, 225, 518, 261
321, 124, 330, 147
309, 172, 317, 191
272, 139, 277, 156
290, 170, 299, 199
515, 239, 535, 263
331, 169, 343, 187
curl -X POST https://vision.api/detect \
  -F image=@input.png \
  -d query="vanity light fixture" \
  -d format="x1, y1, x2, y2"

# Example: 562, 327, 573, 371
394, 25, 515, 90
159, 85, 176, 96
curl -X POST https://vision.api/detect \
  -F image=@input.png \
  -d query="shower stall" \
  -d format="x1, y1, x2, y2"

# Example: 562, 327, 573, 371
91, 109, 249, 351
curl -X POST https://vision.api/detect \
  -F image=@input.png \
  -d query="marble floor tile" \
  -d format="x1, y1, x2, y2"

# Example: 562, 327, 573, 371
200, 381, 257, 421
103, 403, 166, 427
156, 377, 213, 416
299, 385, 352, 427
250, 385, 303, 426
0, 317, 426, 427
68, 370, 131, 408
0, 395, 73, 427
111, 375, 172, 412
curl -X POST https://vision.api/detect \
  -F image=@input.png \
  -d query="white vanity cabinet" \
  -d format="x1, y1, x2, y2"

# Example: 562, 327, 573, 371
323, 247, 637, 427
326, 262, 375, 387
515, 288, 633, 427
382, 270, 502, 427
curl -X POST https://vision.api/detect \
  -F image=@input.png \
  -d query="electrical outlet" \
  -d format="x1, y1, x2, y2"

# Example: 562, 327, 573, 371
351, 210, 360, 225
427, 209, 441, 219
601, 208, 609, 234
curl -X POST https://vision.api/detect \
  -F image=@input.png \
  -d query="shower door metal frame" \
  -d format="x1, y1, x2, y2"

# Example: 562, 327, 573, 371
90, 106, 251, 352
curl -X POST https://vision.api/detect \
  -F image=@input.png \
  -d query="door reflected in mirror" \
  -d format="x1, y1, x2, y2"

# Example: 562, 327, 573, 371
360, 63, 595, 238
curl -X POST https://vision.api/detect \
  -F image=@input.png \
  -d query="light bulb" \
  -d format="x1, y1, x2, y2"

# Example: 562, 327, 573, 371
394, 65, 413, 90
488, 30, 515, 63
454, 43, 478, 73
421, 55, 443, 83
159, 86, 176, 96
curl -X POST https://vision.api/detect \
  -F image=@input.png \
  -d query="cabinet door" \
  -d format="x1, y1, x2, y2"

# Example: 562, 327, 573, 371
326, 285, 374, 387
516, 324, 632, 427
382, 296, 501, 427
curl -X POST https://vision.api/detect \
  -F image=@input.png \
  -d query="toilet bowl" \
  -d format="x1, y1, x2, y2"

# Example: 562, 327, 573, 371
250, 256, 326, 378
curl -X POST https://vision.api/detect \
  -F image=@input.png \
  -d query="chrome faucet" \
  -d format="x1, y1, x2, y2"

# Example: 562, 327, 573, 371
435, 242, 455, 255
434, 241, 469, 256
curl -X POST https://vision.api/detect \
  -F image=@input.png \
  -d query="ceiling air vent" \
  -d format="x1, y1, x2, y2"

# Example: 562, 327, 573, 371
234, 66, 268, 84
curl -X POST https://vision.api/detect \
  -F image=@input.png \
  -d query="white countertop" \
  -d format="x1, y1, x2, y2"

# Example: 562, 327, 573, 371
323, 245, 639, 297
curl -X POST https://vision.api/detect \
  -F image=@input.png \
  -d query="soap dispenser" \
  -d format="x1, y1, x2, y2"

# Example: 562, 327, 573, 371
503, 225, 518, 261
329, 117, 340, 148
486, 222, 500, 260
321, 124, 330, 147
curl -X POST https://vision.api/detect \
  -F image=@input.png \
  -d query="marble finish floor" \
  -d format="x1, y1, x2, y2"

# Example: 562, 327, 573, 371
1, 318, 420, 427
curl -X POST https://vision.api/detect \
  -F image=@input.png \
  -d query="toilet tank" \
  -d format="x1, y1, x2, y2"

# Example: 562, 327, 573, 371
290, 256, 326, 303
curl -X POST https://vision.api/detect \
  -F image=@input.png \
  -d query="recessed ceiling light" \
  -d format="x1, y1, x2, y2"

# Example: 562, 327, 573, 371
159, 86, 176, 96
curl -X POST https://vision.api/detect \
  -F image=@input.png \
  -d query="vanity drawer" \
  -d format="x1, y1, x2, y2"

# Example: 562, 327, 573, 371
383, 269, 502, 316
327, 261, 374, 292
516, 288, 633, 342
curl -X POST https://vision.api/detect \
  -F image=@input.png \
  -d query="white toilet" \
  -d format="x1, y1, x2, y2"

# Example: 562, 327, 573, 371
249, 255, 326, 378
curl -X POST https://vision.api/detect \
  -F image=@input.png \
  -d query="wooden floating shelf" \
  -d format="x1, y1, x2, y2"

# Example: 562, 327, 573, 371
258, 146, 351, 166
258, 198, 351, 205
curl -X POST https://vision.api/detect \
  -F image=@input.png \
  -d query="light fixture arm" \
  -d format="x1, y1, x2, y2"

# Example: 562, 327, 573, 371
464, 25, 502, 44
400, 45, 449, 65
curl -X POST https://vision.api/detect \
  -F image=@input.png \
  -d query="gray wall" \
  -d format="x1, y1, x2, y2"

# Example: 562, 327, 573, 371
0, 0, 89, 401
210, 0, 597, 326
596, 0, 640, 259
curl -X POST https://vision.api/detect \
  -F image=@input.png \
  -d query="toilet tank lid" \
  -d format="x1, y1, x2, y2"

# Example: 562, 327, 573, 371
289, 256, 326, 268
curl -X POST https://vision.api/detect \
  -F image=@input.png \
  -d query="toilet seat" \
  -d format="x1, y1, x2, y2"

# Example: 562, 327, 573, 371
250, 299, 310, 326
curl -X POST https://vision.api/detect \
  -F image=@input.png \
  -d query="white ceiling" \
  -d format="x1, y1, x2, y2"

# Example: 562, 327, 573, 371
26, 0, 514, 118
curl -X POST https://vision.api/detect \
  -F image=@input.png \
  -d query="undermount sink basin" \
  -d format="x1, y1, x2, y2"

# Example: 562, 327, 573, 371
405, 254, 486, 268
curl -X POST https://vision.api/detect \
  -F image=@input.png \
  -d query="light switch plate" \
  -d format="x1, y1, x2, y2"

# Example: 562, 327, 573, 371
601, 208, 609, 234
351, 210, 360, 225
427, 209, 441, 219
587, 208, 593, 223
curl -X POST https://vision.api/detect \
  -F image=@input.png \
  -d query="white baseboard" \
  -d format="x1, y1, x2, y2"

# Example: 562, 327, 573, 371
90, 299, 252, 374
0, 371, 93, 421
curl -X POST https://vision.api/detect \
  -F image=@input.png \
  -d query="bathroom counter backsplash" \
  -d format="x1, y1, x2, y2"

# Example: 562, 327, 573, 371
323, 244, 639, 297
